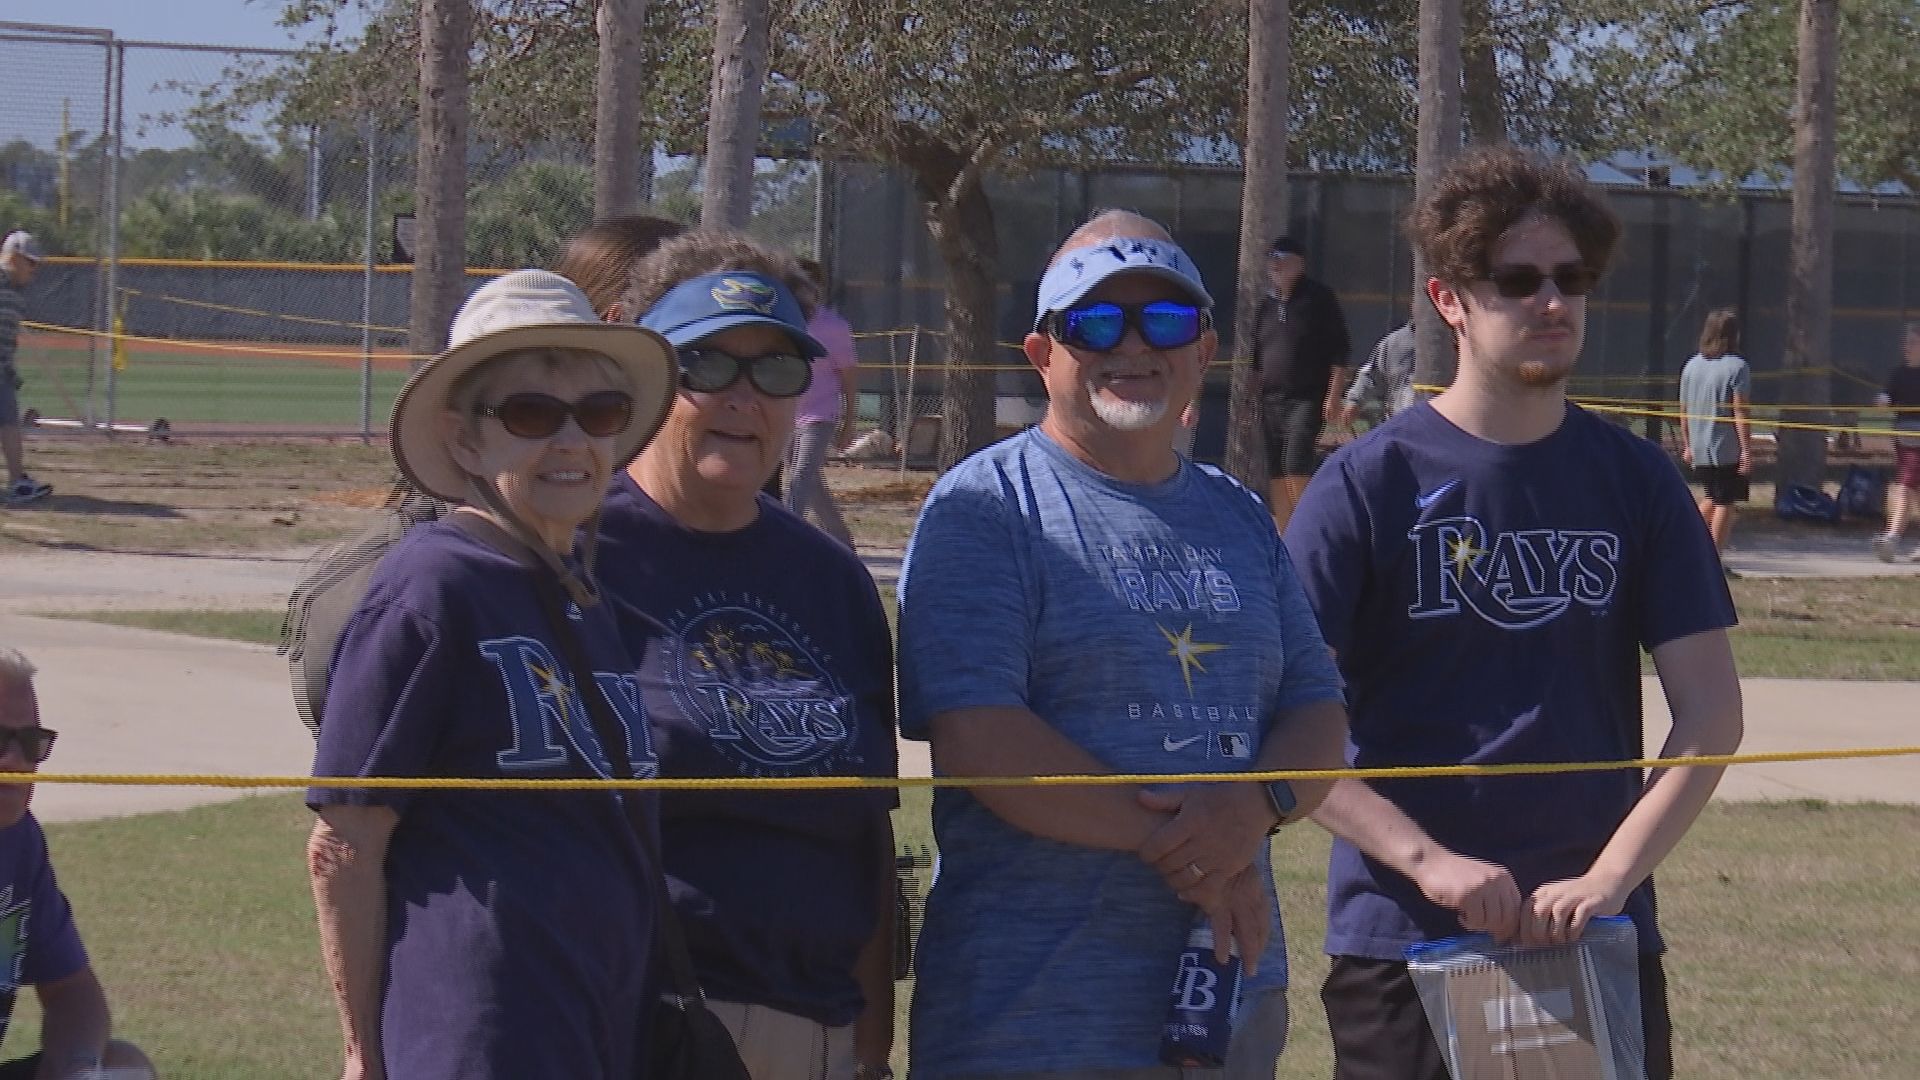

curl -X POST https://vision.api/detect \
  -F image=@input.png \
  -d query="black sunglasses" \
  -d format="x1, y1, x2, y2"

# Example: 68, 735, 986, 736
1045, 300, 1211, 353
1484, 262, 1599, 299
679, 347, 813, 399
475, 390, 635, 440
0, 726, 56, 764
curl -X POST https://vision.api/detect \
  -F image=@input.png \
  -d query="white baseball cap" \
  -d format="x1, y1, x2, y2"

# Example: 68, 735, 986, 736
1, 232, 44, 264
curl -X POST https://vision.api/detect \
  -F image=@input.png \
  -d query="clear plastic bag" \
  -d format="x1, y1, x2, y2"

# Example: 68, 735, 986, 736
1405, 914, 1647, 1080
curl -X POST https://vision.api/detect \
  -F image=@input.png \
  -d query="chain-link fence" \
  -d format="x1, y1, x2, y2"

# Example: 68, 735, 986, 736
827, 162, 1920, 464
2, 23, 819, 440
6, 22, 1915, 459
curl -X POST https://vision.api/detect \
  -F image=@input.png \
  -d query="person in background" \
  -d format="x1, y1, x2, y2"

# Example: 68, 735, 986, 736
0, 648, 157, 1080
600, 230, 899, 1080
1337, 319, 1417, 431
1873, 320, 1920, 562
1285, 146, 1743, 1080
1677, 307, 1752, 561
552, 214, 688, 323
1249, 235, 1350, 529
783, 259, 858, 548
0, 232, 51, 505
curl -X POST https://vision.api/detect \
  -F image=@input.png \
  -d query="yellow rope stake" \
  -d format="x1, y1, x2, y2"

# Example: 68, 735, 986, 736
8, 745, 1916, 791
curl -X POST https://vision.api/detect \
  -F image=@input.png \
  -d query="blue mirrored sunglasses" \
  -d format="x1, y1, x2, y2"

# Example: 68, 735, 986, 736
1046, 300, 1210, 353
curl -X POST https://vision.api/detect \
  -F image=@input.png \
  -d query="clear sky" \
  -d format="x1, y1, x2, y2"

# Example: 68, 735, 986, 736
3, 2, 370, 150
5, 0, 355, 50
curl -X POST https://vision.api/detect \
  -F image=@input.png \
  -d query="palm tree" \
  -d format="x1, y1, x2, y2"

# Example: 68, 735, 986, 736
1412, 0, 1463, 391
1227, 0, 1291, 486
1780, 0, 1837, 489
411, 0, 473, 360
594, 0, 651, 217
701, 0, 771, 228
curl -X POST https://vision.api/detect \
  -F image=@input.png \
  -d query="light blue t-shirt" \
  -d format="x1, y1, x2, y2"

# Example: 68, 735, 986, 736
1679, 352, 1751, 467
897, 428, 1345, 1078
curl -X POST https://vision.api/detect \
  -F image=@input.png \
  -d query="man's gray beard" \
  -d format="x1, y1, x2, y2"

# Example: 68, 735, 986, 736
1087, 383, 1168, 431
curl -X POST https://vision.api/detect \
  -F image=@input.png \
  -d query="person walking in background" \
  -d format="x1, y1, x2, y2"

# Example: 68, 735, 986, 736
552, 214, 687, 322
1678, 307, 1752, 562
1284, 147, 1743, 1080
784, 258, 858, 548
0, 648, 158, 1080
898, 211, 1348, 1079
0, 232, 51, 506
1873, 320, 1920, 562
1250, 235, 1350, 529
1337, 319, 1417, 431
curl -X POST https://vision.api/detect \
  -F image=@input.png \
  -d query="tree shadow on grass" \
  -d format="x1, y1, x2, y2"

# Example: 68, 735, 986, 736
12, 494, 185, 519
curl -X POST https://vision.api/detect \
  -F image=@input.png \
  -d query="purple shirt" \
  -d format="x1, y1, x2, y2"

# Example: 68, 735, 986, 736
795, 307, 858, 424
598, 476, 898, 1026
0, 813, 89, 1047
1284, 402, 1735, 960
310, 520, 656, 1079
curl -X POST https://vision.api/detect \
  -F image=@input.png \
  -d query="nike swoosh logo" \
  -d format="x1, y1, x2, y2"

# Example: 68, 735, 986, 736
1164, 734, 1206, 752
1415, 479, 1460, 510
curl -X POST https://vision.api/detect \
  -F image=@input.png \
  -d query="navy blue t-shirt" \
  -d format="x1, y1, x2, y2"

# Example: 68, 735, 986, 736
310, 519, 657, 1080
0, 814, 89, 1048
1284, 402, 1736, 961
598, 476, 898, 1027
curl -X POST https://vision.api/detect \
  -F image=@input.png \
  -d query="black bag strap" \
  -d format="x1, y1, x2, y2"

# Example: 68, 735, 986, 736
445, 510, 710, 1004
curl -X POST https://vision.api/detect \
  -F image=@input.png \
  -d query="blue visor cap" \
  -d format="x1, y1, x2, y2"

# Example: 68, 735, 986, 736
1033, 237, 1213, 331
639, 271, 826, 358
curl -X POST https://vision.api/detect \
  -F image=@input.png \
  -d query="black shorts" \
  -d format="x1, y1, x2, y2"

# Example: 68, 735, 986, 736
0, 1053, 40, 1080
1321, 951, 1673, 1080
1262, 394, 1323, 476
1693, 463, 1749, 506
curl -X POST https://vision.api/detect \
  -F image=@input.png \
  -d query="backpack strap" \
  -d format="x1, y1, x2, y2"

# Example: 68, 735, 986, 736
443, 509, 711, 1005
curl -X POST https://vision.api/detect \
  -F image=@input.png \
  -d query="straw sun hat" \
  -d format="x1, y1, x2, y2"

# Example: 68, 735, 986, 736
391, 269, 676, 503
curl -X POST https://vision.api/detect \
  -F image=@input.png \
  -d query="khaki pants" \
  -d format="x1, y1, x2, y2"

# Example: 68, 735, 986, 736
709, 999, 858, 1080
948, 989, 1290, 1080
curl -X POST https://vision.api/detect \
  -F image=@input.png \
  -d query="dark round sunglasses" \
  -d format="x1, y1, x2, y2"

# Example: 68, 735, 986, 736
474, 390, 636, 440
678, 347, 813, 399
1484, 262, 1599, 299
1046, 300, 1211, 353
0, 726, 57, 765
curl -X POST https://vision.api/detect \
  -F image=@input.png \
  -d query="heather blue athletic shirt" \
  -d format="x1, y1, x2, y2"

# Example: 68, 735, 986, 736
1283, 402, 1735, 962
0, 815, 89, 1047
598, 475, 898, 1027
898, 427, 1344, 1078
310, 520, 657, 1080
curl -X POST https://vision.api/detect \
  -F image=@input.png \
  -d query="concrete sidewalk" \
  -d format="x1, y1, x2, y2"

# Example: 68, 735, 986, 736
0, 545, 1911, 823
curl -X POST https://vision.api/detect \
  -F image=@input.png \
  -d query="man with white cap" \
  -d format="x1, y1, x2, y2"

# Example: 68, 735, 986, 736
0, 232, 50, 505
895, 210, 1349, 1079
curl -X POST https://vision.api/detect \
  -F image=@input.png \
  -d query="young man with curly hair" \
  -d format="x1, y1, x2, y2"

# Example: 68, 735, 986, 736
1283, 146, 1745, 1080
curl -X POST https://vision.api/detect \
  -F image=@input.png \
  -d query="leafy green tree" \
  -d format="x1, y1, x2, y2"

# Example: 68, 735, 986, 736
1573, 0, 1918, 191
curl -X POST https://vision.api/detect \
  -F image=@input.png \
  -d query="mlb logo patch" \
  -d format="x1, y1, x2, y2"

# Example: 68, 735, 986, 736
1215, 732, 1252, 760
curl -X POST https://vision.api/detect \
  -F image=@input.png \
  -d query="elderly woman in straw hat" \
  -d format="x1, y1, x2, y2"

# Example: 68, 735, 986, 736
596, 231, 900, 1080
306, 269, 675, 1080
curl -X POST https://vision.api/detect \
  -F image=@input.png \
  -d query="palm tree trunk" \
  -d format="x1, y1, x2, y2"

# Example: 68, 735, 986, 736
701, 0, 771, 228
1412, 0, 1463, 392
594, 0, 651, 217
410, 0, 472, 361
1780, 0, 1837, 490
1227, 0, 1290, 487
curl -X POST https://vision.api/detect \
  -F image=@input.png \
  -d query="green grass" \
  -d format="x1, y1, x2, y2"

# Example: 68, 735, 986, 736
63, 574, 1920, 682
44, 609, 285, 646
13, 795, 1916, 1078
23, 343, 407, 428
